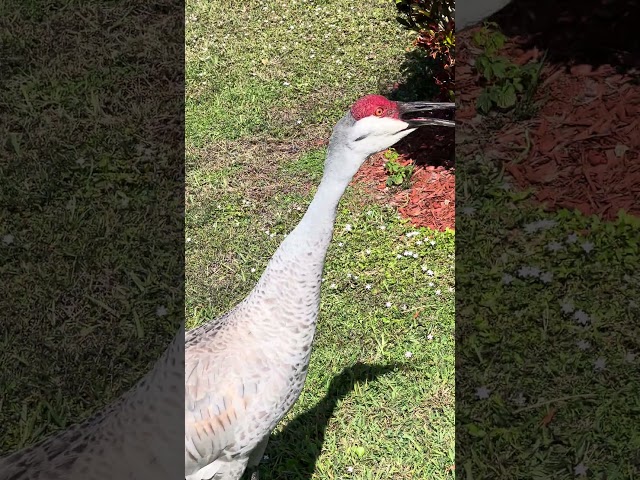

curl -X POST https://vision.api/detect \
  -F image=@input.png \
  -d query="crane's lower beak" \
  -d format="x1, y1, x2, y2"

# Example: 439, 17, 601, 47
398, 101, 455, 128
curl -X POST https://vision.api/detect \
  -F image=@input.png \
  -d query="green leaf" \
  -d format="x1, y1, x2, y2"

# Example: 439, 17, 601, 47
495, 84, 517, 109
354, 446, 366, 458
477, 90, 492, 114
467, 423, 486, 437
491, 58, 508, 79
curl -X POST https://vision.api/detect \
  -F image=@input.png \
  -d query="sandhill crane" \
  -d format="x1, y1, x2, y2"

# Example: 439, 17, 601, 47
0, 95, 454, 480
185, 94, 455, 480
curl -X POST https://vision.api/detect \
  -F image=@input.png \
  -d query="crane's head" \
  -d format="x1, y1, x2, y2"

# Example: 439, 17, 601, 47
339, 94, 455, 157
323, 94, 454, 183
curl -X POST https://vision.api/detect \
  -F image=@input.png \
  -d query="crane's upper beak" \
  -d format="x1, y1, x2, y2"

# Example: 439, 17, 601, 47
398, 101, 455, 128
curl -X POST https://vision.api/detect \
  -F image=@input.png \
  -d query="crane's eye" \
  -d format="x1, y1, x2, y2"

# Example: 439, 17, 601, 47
374, 107, 384, 117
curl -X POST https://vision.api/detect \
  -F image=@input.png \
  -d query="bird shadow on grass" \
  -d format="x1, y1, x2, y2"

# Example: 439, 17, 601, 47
247, 362, 403, 480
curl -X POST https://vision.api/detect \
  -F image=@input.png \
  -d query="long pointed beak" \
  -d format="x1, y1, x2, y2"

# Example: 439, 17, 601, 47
398, 101, 455, 127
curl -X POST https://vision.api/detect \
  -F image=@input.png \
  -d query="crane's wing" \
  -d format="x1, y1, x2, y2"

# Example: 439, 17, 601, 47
184, 336, 267, 480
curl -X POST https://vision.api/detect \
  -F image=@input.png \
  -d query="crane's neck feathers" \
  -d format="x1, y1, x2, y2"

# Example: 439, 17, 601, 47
245, 132, 366, 330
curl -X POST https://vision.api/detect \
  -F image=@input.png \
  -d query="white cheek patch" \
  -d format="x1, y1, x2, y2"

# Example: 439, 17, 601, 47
351, 116, 408, 142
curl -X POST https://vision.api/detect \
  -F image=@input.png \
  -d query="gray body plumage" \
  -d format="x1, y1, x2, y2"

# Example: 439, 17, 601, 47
0, 333, 184, 480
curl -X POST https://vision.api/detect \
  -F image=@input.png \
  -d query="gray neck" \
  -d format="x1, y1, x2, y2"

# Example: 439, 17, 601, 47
247, 142, 364, 312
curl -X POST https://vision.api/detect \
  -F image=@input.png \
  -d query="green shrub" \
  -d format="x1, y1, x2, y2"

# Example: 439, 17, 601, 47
472, 25, 545, 116
395, 0, 455, 101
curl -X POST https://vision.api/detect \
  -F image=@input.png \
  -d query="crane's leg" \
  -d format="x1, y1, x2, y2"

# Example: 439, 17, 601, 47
246, 436, 270, 480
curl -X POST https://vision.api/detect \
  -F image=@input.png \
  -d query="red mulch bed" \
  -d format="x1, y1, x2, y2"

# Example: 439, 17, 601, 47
352, 125, 455, 232
355, 10, 639, 229
457, 26, 640, 220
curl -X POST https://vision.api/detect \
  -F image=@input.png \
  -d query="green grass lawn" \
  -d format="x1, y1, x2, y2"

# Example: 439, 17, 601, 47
456, 147, 640, 479
185, 0, 455, 478
455, 23, 640, 478
0, 1, 183, 454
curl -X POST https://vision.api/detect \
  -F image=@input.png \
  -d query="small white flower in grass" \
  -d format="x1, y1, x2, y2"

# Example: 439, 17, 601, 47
365, 249, 371, 255
379, 225, 386, 230
365, 284, 372, 290
574, 463, 588, 476
567, 232, 578, 243
338, 242, 344, 247
475, 386, 491, 399
2, 234, 14, 245
403, 250, 411, 256
546, 241, 563, 252
427, 269, 434, 276
251, 268, 256, 273
573, 310, 590, 326
576, 340, 590, 350
518, 266, 541, 278
582, 241, 594, 253
186, 237, 192, 243
524, 219, 557, 233
435, 289, 442, 295
401, 304, 407, 311
270, 233, 276, 238
346, 273, 352, 278
347, 466, 354, 473
282, 81, 290, 86
385, 301, 392, 308
502, 273, 514, 285
448, 287, 454, 292
461, 206, 476, 215
412, 253, 419, 258
330, 283, 337, 289
430, 240, 436, 246
367, 210, 374, 216
416, 240, 423, 246
428, 282, 434, 287
156, 306, 168, 317
594, 357, 606, 371
396, 254, 402, 259
404, 351, 413, 358
625, 352, 636, 363
296, 119, 302, 125
344, 224, 352, 232
427, 334, 433, 340
540, 271, 554, 283
561, 300, 575, 314
354, 275, 359, 280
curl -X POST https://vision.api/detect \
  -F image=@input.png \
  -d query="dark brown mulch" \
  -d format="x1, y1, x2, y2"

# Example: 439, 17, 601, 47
457, 24, 640, 220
